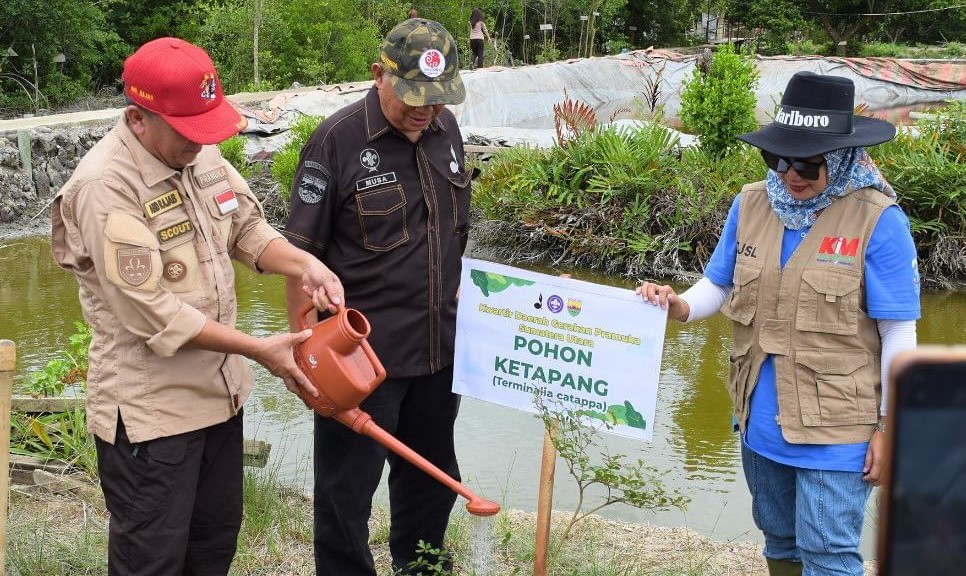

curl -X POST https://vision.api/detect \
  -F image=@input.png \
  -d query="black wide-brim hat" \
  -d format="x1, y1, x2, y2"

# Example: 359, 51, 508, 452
737, 71, 897, 158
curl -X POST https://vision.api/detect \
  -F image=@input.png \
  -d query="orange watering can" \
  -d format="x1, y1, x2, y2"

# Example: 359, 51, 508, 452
293, 303, 500, 517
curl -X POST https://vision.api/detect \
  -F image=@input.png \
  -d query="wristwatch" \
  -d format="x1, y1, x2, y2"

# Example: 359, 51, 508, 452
876, 417, 887, 434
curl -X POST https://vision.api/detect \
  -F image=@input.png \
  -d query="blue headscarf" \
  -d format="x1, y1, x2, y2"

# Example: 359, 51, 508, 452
765, 147, 896, 230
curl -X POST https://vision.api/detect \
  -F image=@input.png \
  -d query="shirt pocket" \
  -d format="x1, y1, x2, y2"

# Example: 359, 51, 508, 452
158, 224, 200, 293
448, 169, 472, 237
720, 261, 761, 326
355, 186, 409, 252
202, 187, 238, 256
795, 349, 877, 426
796, 269, 860, 335
103, 213, 162, 292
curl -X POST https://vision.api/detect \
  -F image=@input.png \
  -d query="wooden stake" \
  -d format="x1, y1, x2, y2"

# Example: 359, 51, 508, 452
533, 426, 557, 576
0, 339, 17, 572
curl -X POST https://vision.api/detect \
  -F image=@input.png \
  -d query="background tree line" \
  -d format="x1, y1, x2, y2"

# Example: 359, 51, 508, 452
1, 0, 965, 116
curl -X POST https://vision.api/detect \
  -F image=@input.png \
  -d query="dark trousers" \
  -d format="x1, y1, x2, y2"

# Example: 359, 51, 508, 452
313, 366, 461, 575
95, 411, 244, 576
470, 39, 485, 69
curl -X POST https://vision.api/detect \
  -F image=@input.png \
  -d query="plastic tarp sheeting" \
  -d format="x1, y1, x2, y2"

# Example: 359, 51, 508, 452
242, 50, 966, 154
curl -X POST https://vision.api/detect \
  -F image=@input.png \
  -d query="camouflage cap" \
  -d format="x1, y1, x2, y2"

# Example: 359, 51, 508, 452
380, 19, 466, 107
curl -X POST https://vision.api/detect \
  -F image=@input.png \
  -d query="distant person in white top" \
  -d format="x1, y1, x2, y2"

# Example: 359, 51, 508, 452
469, 8, 489, 69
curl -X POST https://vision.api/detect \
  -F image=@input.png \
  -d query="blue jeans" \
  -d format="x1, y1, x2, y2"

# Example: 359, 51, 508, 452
741, 444, 871, 576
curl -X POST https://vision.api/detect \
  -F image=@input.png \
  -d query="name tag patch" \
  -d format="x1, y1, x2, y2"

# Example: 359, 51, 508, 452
195, 166, 228, 188
158, 219, 194, 243
215, 189, 239, 214
356, 172, 397, 192
143, 189, 183, 219
298, 161, 330, 205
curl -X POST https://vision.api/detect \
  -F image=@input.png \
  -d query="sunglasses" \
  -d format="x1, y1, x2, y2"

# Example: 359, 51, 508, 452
760, 150, 826, 181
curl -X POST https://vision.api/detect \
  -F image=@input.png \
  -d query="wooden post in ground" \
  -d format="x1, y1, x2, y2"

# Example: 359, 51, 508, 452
0, 340, 17, 572
532, 427, 557, 576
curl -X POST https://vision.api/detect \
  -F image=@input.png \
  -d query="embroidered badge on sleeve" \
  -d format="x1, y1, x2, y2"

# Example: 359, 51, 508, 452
117, 248, 152, 286
298, 161, 331, 205
215, 189, 239, 214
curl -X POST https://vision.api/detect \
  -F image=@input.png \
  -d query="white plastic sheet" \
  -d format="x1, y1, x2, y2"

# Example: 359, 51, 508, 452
246, 51, 966, 154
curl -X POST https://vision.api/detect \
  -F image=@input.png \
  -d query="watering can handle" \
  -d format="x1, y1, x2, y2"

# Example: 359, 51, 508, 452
360, 340, 387, 384
298, 302, 345, 332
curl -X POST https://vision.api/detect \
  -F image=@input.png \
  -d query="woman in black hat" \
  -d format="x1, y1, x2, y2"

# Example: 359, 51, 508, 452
638, 71, 920, 576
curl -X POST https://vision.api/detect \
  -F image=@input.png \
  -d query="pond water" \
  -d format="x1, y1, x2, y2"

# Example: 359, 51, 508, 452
1, 234, 964, 557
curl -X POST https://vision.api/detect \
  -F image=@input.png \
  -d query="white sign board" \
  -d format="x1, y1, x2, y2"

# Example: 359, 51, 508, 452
539, 23, 553, 31
453, 258, 668, 441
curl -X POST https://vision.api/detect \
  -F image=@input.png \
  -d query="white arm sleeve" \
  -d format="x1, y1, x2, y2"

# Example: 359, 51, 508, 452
678, 277, 730, 323
877, 319, 918, 415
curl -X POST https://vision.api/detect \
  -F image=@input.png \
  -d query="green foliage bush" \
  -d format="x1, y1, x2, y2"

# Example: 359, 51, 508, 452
26, 321, 90, 398
17, 322, 96, 476
869, 100, 966, 285
474, 103, 965, 287
856, 42, 966, 59
218, 135, 252, 179
270, 114, 325, 201
473, 122, 766, 279
680, 44, 759, 159
197, 0, 381, 93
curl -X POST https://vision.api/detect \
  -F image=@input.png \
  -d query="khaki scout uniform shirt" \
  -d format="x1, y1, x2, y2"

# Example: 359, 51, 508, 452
284, 88, 472, 378
721, 183, 892, 444
52, 116, 282, 444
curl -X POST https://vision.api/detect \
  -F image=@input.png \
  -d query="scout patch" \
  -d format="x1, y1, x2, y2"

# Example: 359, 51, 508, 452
360, 149, 380, 172
215, 189, 239, 214
298, 161, 330, 205
158, 220, 194, 243
163, 260, 188, 282
195, 166, 228, 188
143, 189, 183, 219
356, 172, 398, 192
117, 248, 152, 286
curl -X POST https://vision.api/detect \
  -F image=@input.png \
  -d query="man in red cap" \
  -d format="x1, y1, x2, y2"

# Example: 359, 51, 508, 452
51, 37, 345, 575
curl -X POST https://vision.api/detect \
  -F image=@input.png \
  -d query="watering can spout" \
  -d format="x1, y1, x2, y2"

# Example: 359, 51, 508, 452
334, 405, 500, 516
294, 304, 500, 517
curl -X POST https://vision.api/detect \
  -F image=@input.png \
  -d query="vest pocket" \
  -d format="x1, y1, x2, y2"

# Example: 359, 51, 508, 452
795, 349, 877, 426
721, 262, 761, 326
727, 338, 754, 419
355, 186, 409, 252
796, 269, 860, 335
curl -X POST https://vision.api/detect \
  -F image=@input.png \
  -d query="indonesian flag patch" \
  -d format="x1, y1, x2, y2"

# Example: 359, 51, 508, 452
215, 189, 239, 214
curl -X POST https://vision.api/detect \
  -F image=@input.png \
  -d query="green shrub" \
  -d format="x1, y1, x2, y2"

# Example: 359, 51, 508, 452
472, 122, 766, 279
270, 113, 325, 201
26, 321, 90, 398
218, 135, 251, 179
680, 43, 759, 159
870, 100, 966, 284
791, 38, 829, 56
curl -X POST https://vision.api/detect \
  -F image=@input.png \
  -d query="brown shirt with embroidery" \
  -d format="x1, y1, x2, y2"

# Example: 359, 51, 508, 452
51, 116, 282, 444
283, 88, 472, 378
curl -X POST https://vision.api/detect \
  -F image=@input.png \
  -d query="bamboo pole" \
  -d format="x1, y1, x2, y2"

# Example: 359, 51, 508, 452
0, 339, 16, 572
532, 426, 557, 576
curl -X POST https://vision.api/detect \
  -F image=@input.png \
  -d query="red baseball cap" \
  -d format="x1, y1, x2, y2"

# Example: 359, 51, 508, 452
122, 37, 245, 145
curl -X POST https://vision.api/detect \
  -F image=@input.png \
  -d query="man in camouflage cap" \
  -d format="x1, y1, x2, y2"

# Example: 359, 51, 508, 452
284, 18, 471, 576
379, 18, 466, 108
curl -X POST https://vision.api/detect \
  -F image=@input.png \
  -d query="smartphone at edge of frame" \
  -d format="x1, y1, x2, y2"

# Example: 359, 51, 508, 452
877, 345, 966, 576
